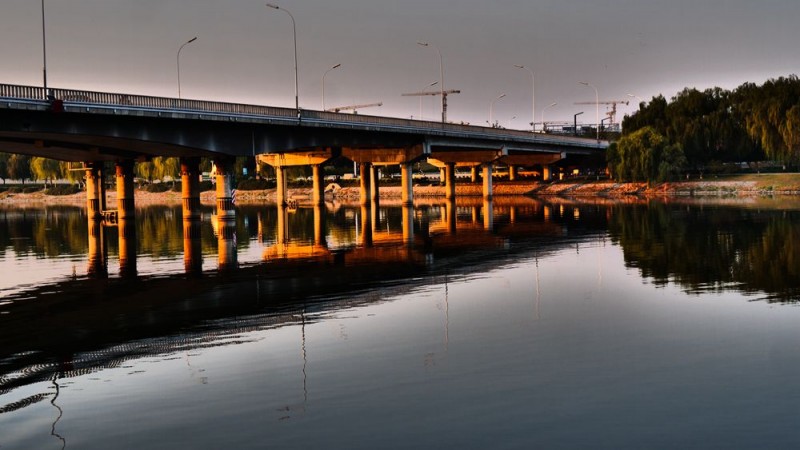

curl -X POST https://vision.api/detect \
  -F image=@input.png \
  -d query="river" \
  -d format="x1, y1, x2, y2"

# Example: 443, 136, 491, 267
1, 196, 799, 449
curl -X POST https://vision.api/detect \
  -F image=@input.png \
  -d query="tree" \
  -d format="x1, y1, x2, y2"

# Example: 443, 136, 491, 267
0, 153, 9, 184
608, 126, 685, 183
7, 154, 32, 184
30, 157, 62, 186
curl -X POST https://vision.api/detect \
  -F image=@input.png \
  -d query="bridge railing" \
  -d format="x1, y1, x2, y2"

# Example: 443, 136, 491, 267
0, 83, 602, 147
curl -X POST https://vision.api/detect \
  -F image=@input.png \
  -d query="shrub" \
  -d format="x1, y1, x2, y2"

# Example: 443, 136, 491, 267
143, 183, 171, 193
45, 185, 81, 196
22, 186, 42, 193
7, 187, 22, 193
237, 178, 272, 190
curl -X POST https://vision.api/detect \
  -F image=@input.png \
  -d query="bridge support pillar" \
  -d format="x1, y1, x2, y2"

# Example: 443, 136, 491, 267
312, 164, 324, 206
508, 165, 517, 181
444, 162, 456, 200
85, 162, 104, 221
181, 157, 201, 221
482, 163, 493, 200
359, 163, 372, 206
401, 163, 414, 206
115, 160, 135, 220
471, 166, 478, 183
275, 166, 287, 207
543, 165, 552, 181
180, 157, 202, 275
214, 157, 236, 223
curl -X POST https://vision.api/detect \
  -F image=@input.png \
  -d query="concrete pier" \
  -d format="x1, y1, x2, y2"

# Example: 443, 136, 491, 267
85, 161, 104, 221
359, 163, 372, 206
115, 160, 135, 220
482, 163, 493, 200
401, 163, 414, 205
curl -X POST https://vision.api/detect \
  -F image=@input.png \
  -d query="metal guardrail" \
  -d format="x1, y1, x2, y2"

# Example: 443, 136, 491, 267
0, 83, 605, 148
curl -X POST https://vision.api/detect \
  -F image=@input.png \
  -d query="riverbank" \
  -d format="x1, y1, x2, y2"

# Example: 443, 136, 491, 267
1, 173, 798, 206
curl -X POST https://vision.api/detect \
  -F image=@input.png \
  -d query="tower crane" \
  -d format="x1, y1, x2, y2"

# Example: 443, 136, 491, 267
573, 100, 629, 127
401, 89, 461, 123
326, 102, 382, 114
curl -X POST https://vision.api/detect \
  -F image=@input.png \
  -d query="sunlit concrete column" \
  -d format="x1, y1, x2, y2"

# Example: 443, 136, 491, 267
400, 163, 414, 206
84, 162, 103, 221
312, 164, 324, 206
118, 218, 137, 278
471, 166, 478, 183
87, 219, 107, 278
359, 163, 372, 206
446, 198, 457, 234
542, 165, 552, 181
482, 163, 493, 200
115, 160, 136, 221
181, 157, 201, 222
275, 165, 287, 207
369, 165, 380, 204
181, 157, 203, 275
402, 204, 414, 245
483, 198, 494, 231
215, 157, 236, 224
439, 167, 446, 185
508, 165, 518, 181
444, 162, 456, 200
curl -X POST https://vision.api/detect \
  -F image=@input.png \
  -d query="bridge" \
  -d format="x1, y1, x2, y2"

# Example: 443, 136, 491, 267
0, 83, 607, 244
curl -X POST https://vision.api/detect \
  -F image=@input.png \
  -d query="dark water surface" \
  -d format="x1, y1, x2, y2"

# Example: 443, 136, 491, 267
1, 197, 800, 449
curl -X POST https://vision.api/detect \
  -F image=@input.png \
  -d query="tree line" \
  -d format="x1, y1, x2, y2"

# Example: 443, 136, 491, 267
608, 75, 800, 182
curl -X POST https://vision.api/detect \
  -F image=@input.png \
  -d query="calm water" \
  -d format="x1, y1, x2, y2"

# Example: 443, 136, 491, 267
1, 197, 800, 449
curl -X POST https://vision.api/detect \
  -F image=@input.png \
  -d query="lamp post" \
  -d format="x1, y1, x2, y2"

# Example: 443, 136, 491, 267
266, 3, 299, 113
419, 80, 438, 119
41, 0, 48, 97
573, 111, 584, 137
489, 93, 506, 127
514, 64, 535, 132
417, 42, 444, 122
177, 36, 197, 99
321, 63, 341, 111
541, 102, 557, 133
579, 81, 599, 140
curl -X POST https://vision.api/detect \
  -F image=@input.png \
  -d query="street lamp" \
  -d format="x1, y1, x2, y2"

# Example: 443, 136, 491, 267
541, 102, 557, 133
579, 81, 599, 140
489, 93, 506, 126
266, 3, 299, 113
41, 0, 48, 97
514, 64, 535, 132
573, 111, 584, 137
419, 80, 438, 119
321, 63, 341, 111
417, 41, 444, 122
177, 36, 197, 99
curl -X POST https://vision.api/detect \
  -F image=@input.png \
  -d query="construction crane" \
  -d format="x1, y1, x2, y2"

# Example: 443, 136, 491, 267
401, 89, 461, 123
326, 102, 382, 114
573, 100, 629, 127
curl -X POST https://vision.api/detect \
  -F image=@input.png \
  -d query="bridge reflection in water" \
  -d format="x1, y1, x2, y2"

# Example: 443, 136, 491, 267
80, 197, 579, 279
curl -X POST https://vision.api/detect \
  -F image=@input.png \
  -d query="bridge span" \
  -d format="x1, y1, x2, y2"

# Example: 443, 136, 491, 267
0, 83, 607, 236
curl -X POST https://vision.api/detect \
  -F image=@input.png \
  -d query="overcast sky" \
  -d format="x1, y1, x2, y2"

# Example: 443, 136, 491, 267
2, 0, 798, 128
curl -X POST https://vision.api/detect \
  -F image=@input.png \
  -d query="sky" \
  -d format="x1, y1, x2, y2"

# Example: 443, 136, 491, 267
1, 0, 799, 129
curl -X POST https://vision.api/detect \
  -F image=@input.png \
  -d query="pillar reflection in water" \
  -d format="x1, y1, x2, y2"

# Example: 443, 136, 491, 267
313, 204, 327, 247
117, 219, 137, 278
183, 219, 203, 275
217, 218, 238, 271
445, 198, 457, 234
402, 204, 415, 245
483, 198, 494, 231
87, 219, 107, 278
360, 204, 373, 247
277, 203, 289, 245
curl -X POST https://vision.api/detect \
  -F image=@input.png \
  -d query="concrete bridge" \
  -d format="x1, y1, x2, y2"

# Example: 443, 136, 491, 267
0, 83, 607, 249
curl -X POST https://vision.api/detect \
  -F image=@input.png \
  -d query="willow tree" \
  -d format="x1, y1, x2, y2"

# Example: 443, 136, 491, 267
608, 126, 686, 183
30, 157, 62, 186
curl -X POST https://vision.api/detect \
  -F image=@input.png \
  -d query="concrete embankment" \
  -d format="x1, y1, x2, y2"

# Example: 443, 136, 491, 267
1, 174, 799, 206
